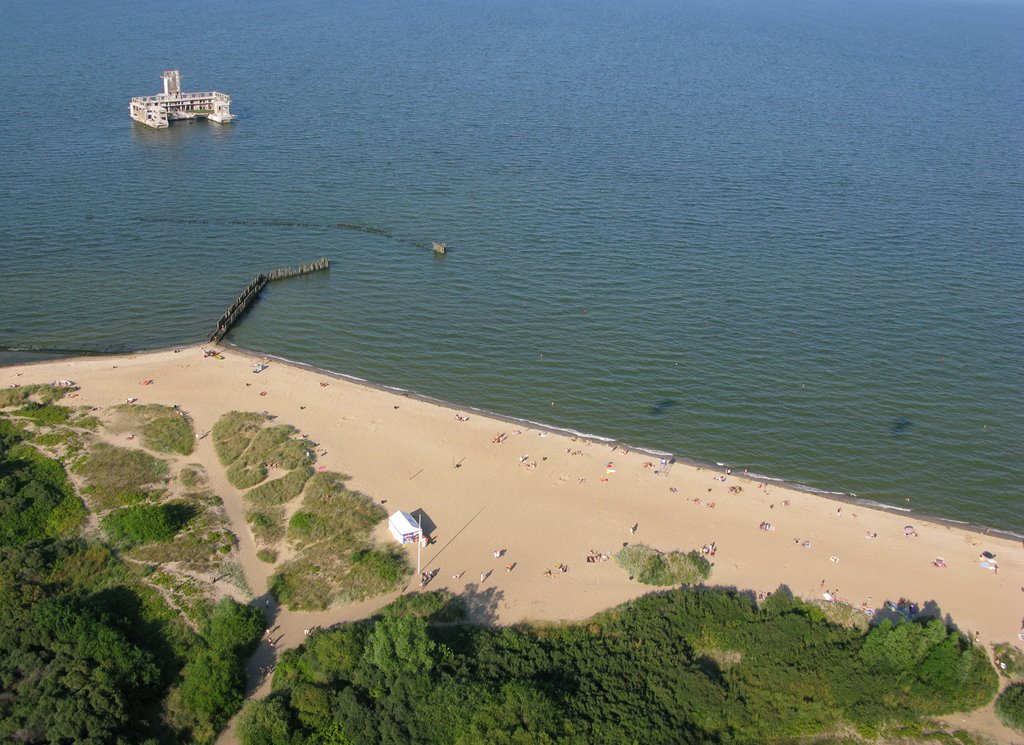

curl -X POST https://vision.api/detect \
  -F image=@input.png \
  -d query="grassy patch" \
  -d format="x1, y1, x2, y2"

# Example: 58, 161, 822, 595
213, 412, 312, 489
212, 411, 266, 465
247, 507, 286, 545
180, 466, 204, 487
0, 383, 77, 408
102, 502, 197, 548
271, 539, 407, 610
75, 442, 168, 509
225, 426, 311, 489
286, 471, 385, 549
256, 548, 277, 563
808, 599, 872, 631
246, 467, 311, 506
111, 404, 195, 455
269, 471, 400, 610
12, 402, 73, 425
615, 544, 711, 586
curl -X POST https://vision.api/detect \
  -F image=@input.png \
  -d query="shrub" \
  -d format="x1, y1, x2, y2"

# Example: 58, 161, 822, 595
102, 503, 195, 548
246, 468, 311, 506
615, 544, 712, 585
269, 565, 332, 611
12, 402, 73, 425
236, 698, 298, 745
994, 643, 1024, 678
381, 590, 466, 623
257, 548, 278, 563
247, 508, 286, 545
995, 683, 1024, 731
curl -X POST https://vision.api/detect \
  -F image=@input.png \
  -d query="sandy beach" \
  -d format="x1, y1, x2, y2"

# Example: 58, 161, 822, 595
2, 345, 1022, 739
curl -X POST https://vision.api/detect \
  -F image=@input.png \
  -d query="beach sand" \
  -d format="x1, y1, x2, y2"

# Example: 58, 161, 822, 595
2, 345, 1021, 741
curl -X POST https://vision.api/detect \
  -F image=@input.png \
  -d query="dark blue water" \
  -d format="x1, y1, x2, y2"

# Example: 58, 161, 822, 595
1, 0, 1022, 531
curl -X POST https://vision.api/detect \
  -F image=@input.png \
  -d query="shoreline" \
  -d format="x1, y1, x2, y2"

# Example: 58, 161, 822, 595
220, 342, 1024, 544
4, 340, 1022, 544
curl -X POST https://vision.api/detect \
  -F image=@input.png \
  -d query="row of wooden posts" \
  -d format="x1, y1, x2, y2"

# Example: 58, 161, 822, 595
209, 258, 330, 343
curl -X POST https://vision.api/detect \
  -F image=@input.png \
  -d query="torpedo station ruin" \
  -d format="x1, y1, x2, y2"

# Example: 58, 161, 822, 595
129, 70, 235, 129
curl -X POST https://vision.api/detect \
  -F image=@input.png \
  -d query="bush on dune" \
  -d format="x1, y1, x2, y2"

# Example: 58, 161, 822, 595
997, 683, 1024, 732
101, 502, 196, 548
615, 543, 711, 585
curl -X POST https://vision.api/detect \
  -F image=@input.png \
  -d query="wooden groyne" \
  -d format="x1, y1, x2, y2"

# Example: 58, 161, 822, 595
209, 258, 329, 343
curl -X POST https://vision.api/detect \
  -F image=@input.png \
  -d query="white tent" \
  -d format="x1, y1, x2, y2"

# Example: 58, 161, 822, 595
388, 511, 422, 545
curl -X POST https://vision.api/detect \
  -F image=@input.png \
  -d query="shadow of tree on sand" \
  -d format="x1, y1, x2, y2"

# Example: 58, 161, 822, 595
456, 582, 504, 625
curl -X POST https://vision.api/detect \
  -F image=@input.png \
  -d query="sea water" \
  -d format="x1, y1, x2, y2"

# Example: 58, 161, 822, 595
1, 0, 1021, 531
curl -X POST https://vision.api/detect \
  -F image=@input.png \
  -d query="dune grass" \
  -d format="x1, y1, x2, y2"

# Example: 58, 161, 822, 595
268, 470, 404, 610
615, 544, 711, 586
0, 383, 77, 408
212, 411, 266, 465
286, 471, 385, 550
244, 467, 311, 506
213, 411, 312, 489
270, 546, 407, 611
75, 442, 169, 509
247, 507, 286, 545
179, 466, 204, 488
112, 403, 195, 455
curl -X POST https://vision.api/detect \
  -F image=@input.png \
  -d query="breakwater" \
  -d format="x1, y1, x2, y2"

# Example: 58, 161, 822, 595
210, 258, 329, 343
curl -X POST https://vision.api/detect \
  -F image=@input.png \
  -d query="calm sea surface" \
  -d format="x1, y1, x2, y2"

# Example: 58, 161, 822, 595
1, 0, 1022, 531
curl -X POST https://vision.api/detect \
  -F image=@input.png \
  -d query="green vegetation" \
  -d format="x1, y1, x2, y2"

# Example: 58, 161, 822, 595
269, 471, 405, 610
257, 548, 278, 563
113, 403, 195, 454
0, 410, 261, 743
0, 419, 85, 544
12, 401, 73, 425
212, 410, 266, 464
170, 598, 266, 743
0, 382, 76, 408
615, 543, 712, 585
101, 502, 196, 548
246, 466, 312, 505
994, 642, 1024, 678
180, 465, 204, 487
213, 411, 311, 489
75, 441, 169, 509
996, 683, 1024, 731
248, 506, 286, 545
236, 588, 997, 745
